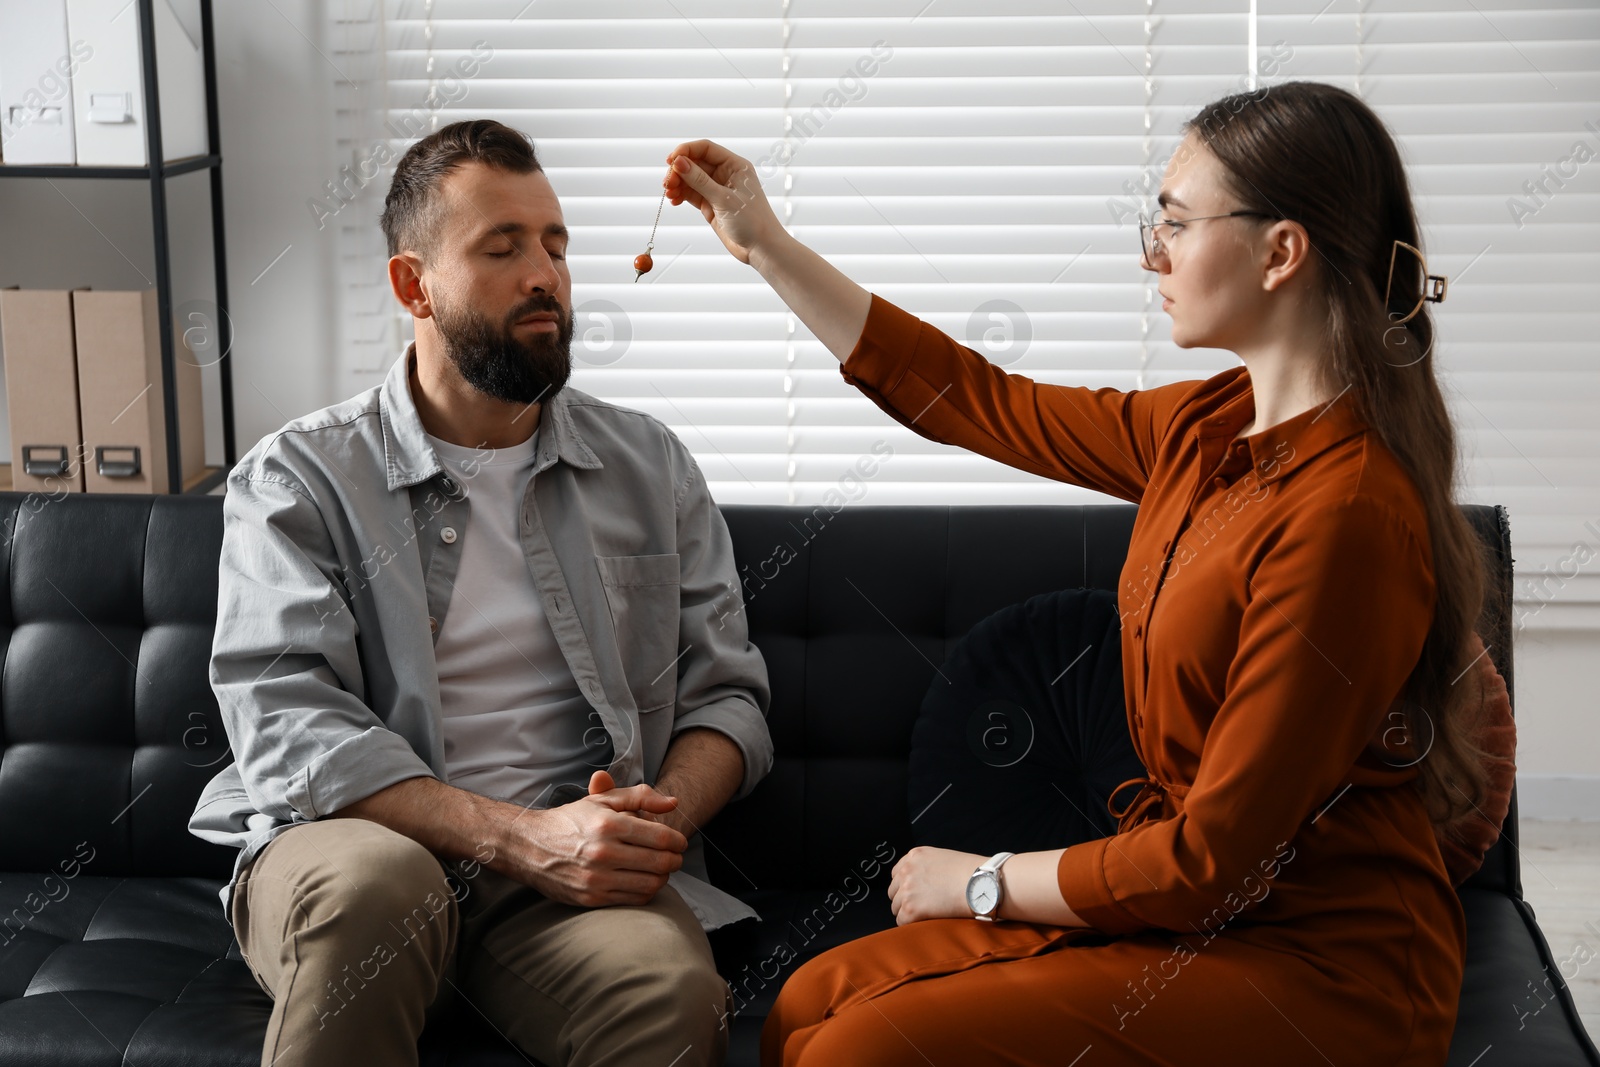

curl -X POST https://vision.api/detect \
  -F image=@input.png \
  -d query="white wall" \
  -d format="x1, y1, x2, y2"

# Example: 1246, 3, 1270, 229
206, 0, 341, 457
1513, 630, 1600, 820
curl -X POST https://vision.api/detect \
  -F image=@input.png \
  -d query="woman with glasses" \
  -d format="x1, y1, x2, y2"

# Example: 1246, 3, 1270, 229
666, 80, 1482, 1067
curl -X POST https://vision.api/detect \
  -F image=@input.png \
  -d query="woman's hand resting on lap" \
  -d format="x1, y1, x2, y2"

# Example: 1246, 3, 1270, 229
888, 846, 988, 925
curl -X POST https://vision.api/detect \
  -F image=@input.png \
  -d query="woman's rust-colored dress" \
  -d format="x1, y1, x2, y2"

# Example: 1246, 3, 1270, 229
761, 295, 1466, 1067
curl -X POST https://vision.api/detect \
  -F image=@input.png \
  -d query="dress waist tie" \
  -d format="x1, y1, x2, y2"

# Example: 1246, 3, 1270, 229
1107, 774, 1168, 834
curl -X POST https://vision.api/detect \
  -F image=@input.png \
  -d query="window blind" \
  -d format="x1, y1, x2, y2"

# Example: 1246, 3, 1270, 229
329, 0, 1600, 629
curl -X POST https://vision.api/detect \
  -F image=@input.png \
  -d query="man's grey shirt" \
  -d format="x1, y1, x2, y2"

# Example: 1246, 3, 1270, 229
188, 345, 774, 930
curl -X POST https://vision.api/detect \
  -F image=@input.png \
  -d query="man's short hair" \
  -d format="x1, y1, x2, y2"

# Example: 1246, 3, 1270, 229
380, 119, 543, 261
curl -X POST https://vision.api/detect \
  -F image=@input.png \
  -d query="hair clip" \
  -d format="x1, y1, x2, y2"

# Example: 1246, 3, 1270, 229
1384, 239, 1448, 325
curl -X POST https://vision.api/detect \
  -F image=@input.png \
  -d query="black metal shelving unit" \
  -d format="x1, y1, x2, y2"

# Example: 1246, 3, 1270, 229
0, 0, 235, 495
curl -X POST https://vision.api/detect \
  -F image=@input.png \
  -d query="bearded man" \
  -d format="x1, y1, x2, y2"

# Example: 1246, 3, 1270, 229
189, 118, 772, 1067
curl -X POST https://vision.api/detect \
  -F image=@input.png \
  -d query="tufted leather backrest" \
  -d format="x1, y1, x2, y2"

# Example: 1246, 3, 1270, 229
0, 494, 1515, 898
0, 493, 233, 880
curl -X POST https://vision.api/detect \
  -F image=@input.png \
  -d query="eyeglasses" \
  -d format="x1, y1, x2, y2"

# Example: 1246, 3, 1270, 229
1138, 209, 1278, 270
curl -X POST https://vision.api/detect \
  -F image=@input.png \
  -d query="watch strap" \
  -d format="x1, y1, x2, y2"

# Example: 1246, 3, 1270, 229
979, 851, 1016, 875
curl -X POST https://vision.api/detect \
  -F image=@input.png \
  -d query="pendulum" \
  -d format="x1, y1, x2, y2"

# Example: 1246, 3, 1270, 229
635, 190, 665, 281
634, 191, 664, 281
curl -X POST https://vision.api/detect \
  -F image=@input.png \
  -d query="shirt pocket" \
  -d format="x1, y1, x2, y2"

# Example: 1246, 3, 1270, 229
594, 552, 681, 714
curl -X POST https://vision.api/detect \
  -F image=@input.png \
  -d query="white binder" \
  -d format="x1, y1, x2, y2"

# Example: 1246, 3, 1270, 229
64, 0, 207, 167
0, 0, 82, 165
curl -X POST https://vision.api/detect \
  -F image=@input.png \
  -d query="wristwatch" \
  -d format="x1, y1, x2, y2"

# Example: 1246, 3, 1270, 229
965, 851, 1015, 921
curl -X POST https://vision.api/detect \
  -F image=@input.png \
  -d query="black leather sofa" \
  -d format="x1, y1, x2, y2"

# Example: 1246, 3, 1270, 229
0, 491, 1593, 1067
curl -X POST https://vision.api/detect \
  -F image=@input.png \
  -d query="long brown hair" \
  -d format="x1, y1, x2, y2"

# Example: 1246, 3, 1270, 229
1181, 80, 1497, 829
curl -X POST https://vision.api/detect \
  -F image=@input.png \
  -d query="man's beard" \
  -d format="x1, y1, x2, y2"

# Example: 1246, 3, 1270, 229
432, 293, 576, 406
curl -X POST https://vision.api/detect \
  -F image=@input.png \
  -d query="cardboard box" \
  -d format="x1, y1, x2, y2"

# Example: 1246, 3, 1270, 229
0, 287, 87, 493
72, 288, 204, 493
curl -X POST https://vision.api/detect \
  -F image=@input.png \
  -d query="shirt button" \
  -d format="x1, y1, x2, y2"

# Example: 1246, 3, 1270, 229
441, 526, 457, 544
1212, 476, 1227, 489
428, 616, 438, 633
440, 476, 457, 493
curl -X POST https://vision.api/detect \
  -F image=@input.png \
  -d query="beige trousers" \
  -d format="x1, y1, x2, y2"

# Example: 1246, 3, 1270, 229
229, 816, 732, 1067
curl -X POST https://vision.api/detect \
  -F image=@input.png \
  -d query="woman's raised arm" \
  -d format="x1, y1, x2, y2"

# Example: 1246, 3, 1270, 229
663, 139, 1196, 503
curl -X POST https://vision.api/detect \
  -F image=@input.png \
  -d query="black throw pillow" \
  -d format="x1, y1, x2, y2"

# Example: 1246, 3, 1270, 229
907, 587, 1147, 856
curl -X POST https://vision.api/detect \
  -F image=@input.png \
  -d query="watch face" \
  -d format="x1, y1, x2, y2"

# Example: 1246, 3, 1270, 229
967, 871, 998, 915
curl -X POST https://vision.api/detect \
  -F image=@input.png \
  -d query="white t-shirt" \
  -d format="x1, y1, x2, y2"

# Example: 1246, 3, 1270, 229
424, 427, 611, 808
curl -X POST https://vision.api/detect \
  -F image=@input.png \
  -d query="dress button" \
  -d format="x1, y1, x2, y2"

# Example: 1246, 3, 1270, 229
1162, 539, 1172, 552
428, 616, 438, 633
441, 526, 457, 544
